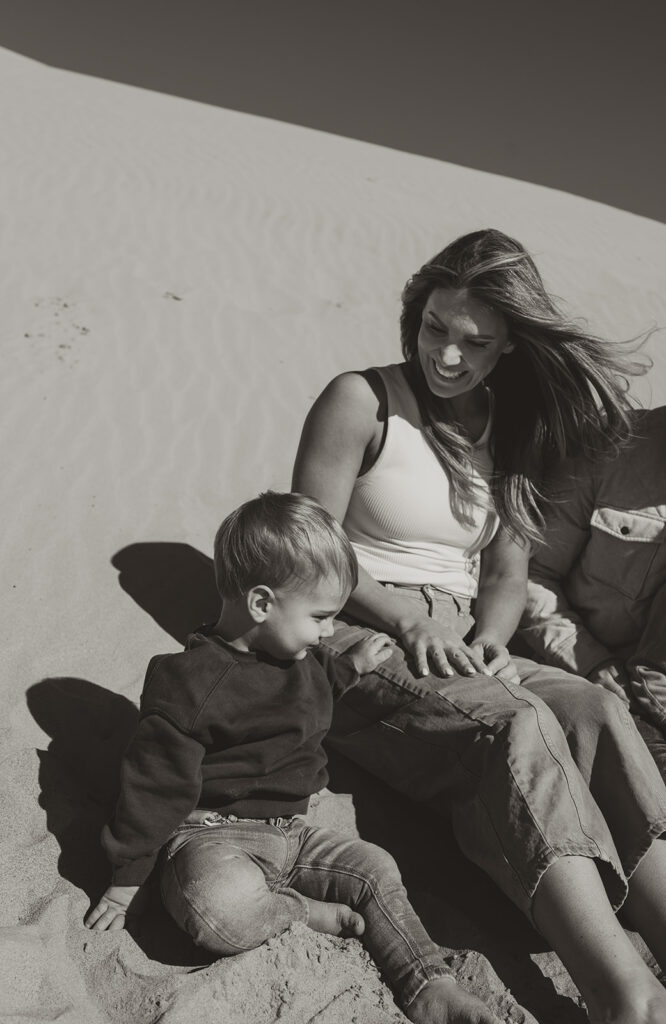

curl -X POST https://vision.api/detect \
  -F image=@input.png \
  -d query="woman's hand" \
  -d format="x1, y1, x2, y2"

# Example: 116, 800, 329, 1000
85, 885, 143, 931
346, 633, 395, 675
399, 617, 491, 679
469, 637, 520, 684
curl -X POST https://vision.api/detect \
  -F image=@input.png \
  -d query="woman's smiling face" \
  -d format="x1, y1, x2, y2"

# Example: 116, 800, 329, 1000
417, 288, 513, 400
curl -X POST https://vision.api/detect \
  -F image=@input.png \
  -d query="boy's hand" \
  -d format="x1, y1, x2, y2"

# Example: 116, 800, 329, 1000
346, 633, 394, 675
85, 885, 143, 932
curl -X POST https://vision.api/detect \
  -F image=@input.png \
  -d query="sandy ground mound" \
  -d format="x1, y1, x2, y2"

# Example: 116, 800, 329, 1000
2, 44, 665, 1023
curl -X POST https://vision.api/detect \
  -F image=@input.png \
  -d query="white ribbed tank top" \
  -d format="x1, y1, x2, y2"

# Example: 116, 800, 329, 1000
343, 364, 499, 598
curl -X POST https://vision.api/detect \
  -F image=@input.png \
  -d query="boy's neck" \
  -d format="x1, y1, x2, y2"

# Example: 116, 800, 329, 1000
211, 601, 257, 654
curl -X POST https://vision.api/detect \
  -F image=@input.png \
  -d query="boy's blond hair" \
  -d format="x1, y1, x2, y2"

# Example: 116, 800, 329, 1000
214, 491, 358, 599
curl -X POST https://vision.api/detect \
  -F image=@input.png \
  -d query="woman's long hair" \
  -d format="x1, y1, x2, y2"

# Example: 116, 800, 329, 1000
400, 229, 650, 543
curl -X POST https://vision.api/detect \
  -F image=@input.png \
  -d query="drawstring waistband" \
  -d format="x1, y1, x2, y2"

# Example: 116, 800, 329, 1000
182, 809, 296, 828
380, 581, 470, 619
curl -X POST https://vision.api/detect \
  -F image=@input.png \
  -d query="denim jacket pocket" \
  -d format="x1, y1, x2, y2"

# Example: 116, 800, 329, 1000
586, 506, 666, 599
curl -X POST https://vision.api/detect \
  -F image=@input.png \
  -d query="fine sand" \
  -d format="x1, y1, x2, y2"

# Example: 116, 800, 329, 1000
2, 45, 666, 1023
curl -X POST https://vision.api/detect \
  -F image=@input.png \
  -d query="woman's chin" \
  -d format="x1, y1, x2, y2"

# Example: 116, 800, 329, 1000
427, 375, 472, 398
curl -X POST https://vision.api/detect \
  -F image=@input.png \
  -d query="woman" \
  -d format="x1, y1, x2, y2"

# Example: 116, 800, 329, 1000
292, 229, 666, 1024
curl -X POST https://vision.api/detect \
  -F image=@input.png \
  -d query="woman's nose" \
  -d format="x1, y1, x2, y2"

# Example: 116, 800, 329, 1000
440, 343, 463, 366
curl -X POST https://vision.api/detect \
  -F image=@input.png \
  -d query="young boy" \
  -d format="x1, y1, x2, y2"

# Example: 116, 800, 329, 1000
86, 492, 496, 1024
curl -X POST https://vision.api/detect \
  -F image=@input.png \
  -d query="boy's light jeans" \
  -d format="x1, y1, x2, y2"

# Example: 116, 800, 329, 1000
160, 813, 452, 1008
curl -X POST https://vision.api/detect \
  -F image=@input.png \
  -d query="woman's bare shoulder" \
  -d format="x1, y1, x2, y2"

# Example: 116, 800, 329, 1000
293, 370, 388, 480
315, 368, 388, 425
320, 369, 378, 403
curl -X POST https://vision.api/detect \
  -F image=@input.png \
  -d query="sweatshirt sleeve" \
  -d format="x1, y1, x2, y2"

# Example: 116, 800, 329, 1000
101, 712, 206, 885
312, 646, 360, 700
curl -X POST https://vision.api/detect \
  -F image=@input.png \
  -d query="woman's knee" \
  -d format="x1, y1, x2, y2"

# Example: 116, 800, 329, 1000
509, 685, 634, 762
516, 677, 640, 786
553, 680, 631, 740
493, 697, 566, 760
527, 670, 628, 733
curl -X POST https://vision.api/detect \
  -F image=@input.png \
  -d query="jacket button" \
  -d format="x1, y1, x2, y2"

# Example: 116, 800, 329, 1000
620, 526, 630, 535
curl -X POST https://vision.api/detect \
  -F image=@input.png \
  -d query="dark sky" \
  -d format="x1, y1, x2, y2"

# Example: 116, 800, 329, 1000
2, 0, 665, 222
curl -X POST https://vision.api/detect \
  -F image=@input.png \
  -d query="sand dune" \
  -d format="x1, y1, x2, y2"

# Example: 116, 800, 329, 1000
2, 44, 665, 1022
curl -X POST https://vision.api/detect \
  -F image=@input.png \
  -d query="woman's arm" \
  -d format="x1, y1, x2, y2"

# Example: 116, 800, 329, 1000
293, 373, 421, 636
292, 372, 488, 679
292, 371, 376, 522
470, 526, 529, 679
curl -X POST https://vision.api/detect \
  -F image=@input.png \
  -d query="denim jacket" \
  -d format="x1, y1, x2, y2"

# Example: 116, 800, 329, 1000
519, 407, 666, 710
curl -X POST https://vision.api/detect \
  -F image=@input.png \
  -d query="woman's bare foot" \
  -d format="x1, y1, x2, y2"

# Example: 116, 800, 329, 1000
405, 978, 499, 1024
303, 896, 365, 938
587, 979, 666, 1024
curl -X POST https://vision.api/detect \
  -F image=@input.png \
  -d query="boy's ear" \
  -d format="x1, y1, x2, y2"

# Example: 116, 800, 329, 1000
247, 585, 275, 623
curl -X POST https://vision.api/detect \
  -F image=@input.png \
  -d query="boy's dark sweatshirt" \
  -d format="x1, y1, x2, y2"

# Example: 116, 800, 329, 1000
102, 628, 359, 886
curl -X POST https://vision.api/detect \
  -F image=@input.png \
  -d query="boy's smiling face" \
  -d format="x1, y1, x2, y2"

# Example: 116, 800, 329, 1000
258, 574, 349, 661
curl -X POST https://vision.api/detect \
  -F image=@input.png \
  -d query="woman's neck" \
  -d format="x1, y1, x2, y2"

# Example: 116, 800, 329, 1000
404, 361, 490, 443
434, 387, 489, 444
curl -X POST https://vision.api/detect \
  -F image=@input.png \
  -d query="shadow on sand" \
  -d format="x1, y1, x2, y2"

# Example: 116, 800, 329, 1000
26, 675, 210, 967
27, 676, 139, 897
112, 541, 220, 644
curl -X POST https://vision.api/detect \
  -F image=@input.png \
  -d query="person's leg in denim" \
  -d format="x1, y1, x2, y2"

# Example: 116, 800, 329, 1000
160, 814, 461, 1013
323, 587, 666, 919
160, 816, 309, 955
284, 822, 453, 1009
320, 586, 666, 1018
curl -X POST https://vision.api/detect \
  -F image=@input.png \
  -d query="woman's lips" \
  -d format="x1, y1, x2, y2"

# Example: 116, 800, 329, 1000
432, 361, 467, 381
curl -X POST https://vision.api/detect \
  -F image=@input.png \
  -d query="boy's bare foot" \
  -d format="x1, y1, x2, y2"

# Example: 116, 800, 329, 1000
406, 977, 499, 1024
303, 896, 365, 938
